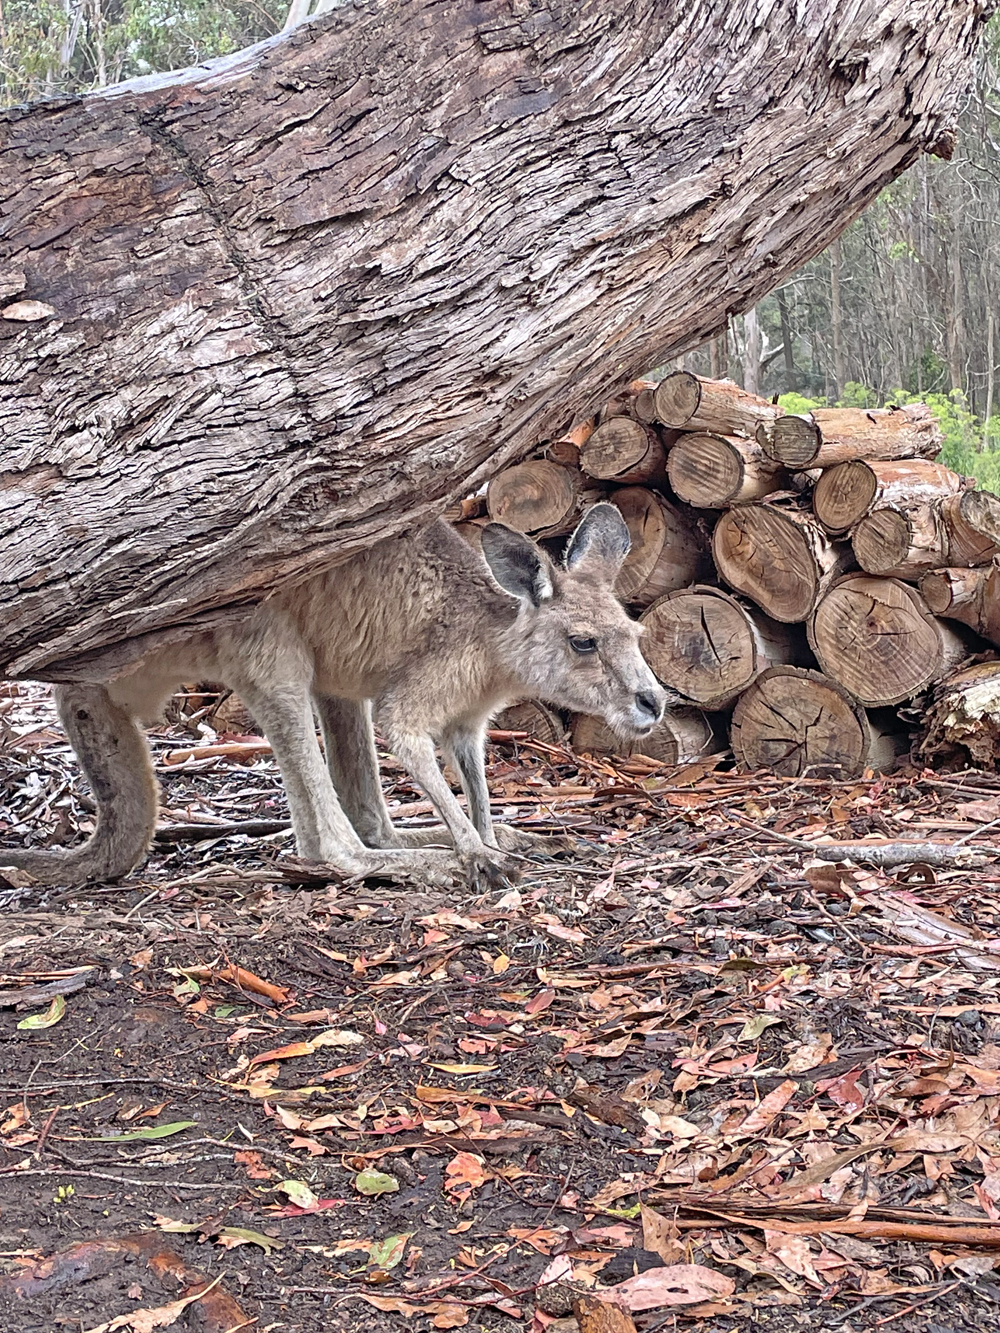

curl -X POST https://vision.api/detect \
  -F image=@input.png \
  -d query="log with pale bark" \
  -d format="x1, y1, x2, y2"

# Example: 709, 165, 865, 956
851, 490, 1000, 578
758, 404, 943, 469
921, 559, 1000, 648
731, 666, 907, 778
711, 502, 854, 623
570, 708, 715, 766
809, 574, 969, 706
666, 431, 787, 507
652, 373, 781, 436
812, 459, 971, 535
611, 488, 709, 607
916, 660, 1000, 770
639, 585, 806, 710
0, 0, 986, 680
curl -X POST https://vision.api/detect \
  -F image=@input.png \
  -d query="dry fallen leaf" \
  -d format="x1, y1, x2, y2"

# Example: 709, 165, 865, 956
596, 1263, 736, 1311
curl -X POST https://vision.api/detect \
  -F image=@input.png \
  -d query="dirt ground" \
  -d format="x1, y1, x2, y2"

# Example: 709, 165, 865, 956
3, 683, 1000, 1333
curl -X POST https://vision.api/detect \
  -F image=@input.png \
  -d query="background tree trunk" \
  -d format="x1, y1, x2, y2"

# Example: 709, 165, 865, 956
0, 0, 987, 680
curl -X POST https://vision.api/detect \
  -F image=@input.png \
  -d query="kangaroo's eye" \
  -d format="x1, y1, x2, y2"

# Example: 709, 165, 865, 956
569, 635, 598, 655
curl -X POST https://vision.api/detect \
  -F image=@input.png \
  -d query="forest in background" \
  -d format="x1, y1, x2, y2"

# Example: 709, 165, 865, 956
4, 2, 1000, 485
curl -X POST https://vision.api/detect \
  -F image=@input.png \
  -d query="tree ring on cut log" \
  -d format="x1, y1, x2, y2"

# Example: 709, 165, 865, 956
757, 414, 821, 468
570, 707, 714, 765
486, 460, 578, 535
579, 417, 665, 483
812, 460, 879, 534
731, 666, 871, 778
652, 371, 702, 428
610, 487, 706, 607
711, 504, 845, 623
851, 506, 919, 575
493, 701, 564, 745
667, 432, 744, 506
809, 575, 964, 706
639, 585, 794, 710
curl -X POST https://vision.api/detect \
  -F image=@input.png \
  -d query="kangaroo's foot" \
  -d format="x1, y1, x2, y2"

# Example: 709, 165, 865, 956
314, 846, 467, 889
492, 825, 580, 856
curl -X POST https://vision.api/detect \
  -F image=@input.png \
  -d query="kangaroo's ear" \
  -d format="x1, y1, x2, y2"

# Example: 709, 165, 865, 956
481, 524, 554, 606
564, 503, 631, 576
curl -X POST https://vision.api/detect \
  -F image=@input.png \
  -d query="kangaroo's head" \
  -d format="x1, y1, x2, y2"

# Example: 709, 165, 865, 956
481, 503, 672, 738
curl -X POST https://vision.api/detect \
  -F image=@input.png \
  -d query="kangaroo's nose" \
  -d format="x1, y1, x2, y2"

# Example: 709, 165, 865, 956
635, 690, 663, 722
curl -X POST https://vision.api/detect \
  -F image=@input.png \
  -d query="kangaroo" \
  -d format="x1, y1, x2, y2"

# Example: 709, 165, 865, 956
1, 503, 669, 889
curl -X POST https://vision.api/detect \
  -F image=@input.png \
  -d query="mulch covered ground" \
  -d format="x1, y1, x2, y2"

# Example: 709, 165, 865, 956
3, 681, 1000, 1333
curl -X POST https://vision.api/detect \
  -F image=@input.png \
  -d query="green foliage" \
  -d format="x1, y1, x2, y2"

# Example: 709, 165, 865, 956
836, 381, 878, 409
777, 391, 824, 415
0, 0, 286, 106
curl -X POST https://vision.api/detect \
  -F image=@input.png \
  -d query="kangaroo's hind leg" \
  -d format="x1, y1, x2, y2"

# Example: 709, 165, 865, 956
236, 681, 461, 884
0, 684, 158, 885
314, 694, 451, 849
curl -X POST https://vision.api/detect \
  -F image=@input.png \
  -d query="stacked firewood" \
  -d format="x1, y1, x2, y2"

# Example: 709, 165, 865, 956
462, 373, 1000, 777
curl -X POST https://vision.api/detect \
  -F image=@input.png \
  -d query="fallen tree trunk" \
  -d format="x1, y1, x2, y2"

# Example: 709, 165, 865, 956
0, 0, 986, 679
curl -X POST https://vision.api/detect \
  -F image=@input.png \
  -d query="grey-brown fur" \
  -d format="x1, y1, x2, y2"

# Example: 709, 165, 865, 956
1, 505, 668, 888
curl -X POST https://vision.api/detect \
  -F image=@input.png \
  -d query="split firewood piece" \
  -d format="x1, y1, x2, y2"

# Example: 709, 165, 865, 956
757, 403, 942, 469
812, 459, 972, 535
852, 489, 1000, 578
486, 459, 604, 537
611, 487, 708, 607
711, 502, 853, 622
544, 415, 598, 469
809, 575, 970, 707
652, 371, 781, 436
493, 700, 565, 744
570, 707, 714, 765
579, 417, 670, 485
666, 431, 788, 507
921, 558, 1000, 648
731, 666, 904, 778
639, 585, 807, 710
915, 659, 1000, 770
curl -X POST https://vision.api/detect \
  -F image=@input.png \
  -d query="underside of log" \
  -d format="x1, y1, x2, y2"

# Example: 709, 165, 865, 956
809, 574, 970, 706
0, 0, 986, 678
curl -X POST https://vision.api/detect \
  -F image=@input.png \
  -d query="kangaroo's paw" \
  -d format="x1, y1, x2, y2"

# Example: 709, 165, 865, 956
346, 847, 465, 889
492, 825, 581, 856
458, 847, 520, 892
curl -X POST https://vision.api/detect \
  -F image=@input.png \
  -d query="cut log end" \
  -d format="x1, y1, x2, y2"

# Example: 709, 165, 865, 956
611, 487, 707, 607
758, 414, 821, 468
485, 460, 597, 538
640, 585, 803, 710
810, 575, 969, 707
652, 370, 702, 428
570, 708, 714, 765
666, 431, 785, 508
579, 417, 666, 484
711, 503, 851, 623
493, 701, 564, 745
732, 666, 875, 778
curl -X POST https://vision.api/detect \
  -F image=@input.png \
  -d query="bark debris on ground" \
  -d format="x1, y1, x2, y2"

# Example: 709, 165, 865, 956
3, 682, 1000, 1332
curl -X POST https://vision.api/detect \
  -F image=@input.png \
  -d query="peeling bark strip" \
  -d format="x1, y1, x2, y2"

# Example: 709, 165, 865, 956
0, 1, 988, 679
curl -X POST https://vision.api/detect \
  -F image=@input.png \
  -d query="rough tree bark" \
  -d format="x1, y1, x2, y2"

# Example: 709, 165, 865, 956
0, 0, 988, 680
